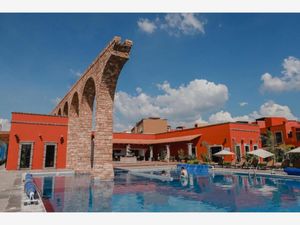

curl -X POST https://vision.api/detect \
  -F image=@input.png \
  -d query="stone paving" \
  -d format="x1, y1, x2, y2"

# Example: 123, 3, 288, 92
0, 164, 22, 212
0, 165, 46, 212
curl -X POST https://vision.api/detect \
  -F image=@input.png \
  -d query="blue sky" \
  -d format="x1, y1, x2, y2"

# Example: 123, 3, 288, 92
0, 13, 300, 131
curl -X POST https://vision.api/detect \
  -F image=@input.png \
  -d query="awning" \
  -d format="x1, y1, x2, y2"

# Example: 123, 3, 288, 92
247, 149, 274, 159
286, 147, 300, 154
113, 134, 201, 145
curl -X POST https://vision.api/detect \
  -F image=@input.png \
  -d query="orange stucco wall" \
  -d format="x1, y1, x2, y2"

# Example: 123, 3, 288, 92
113, 122, 261, 162
256, 117, 300, 147
6, 112, 68, 170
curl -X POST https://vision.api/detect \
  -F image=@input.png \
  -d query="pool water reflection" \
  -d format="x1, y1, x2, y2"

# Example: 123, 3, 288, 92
33, 170, 300, 212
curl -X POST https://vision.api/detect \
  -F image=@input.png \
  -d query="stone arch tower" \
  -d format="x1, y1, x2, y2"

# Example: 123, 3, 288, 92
51, 37, 133, 180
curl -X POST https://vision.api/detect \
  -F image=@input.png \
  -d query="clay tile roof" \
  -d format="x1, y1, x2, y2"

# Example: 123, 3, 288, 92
113, 134, 201, 145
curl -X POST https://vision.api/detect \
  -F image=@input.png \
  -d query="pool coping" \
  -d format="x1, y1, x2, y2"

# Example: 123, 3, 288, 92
212, 168, 300, 181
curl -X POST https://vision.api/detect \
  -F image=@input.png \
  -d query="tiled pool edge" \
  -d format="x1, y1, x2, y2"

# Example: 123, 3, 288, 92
212, 167, 300, 181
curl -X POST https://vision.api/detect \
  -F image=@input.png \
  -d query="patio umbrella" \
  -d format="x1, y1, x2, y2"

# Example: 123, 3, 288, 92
247, 149, 274, 159
213, 149, 235, 157
286, 147, 300, 154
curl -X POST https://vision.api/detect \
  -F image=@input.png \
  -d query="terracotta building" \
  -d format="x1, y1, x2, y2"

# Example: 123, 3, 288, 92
113, 121, 261, 163
131, 117, 168, 134
6, 112, 68, 170
253, 117, 300, 147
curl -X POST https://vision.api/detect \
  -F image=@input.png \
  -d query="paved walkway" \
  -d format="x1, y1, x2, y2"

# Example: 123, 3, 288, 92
0, 164, 23, 212
0, 165, 46, 212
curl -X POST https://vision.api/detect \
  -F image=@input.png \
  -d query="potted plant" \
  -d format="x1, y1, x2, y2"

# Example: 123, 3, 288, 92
178, 149, 186, 163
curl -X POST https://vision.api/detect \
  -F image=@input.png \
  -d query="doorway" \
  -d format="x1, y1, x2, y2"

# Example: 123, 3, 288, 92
19, 143, 32, 169
210, 146, 222, 163
235, 145, 241, 162
44, 144, 56, 168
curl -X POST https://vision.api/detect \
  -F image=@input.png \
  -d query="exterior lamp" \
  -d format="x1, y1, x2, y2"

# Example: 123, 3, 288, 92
60, 135, 64, 144
14, 134, 20, 143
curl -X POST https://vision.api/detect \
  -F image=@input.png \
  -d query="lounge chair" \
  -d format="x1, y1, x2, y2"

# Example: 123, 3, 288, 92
236, 158, 247, 168
248, 158, 259, 169
266, 159, 275, 169
230, 159, 237, 168
281, 159, 290, 168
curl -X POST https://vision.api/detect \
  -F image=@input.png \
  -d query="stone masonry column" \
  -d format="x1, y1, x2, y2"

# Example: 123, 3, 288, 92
188, 143, 193, 158
92, 40, 132, 180
149, 145, 153, 161
166, 144, 170, 162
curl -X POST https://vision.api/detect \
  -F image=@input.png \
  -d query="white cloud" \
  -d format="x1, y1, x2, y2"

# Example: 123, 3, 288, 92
161, 13, 205, 36
70, 68, 82, 78
114, 79, 228, 131
0, 118, 10, 131
239, 102, 248, 107
209, 101, 297, 124
136, 87, 142, 94
209, 111, 250, 124
51, 97, 61, 105
261, 56, 300, 92
251, 101, 297, 120
137, 13, 205, 36
137, 18, 157, 34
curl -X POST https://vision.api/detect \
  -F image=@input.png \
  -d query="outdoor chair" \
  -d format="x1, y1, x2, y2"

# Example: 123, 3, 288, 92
248, 158, 259, 169
266, 159, 275, 169
230, 159, 237, 168
235, 158, 246, 168
281, 159, 291, 168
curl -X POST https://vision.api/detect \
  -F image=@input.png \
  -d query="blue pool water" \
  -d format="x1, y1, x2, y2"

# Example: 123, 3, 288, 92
33, 170, 300, 212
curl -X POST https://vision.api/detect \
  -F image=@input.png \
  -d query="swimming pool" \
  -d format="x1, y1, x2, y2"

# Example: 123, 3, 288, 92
33, 169, 300, 212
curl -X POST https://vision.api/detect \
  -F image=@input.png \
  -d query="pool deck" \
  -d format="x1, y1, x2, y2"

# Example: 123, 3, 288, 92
0, 165, 73, 212
113, 161, 178, 170
0, 164, 23, 212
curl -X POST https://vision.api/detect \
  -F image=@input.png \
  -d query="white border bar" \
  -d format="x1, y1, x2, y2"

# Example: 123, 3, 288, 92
1, 0, 300, 12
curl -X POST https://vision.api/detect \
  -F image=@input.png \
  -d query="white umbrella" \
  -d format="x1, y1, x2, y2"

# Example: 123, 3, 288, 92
213, 149, 235, 157
247, 149, 274, 159
286, 147, 300, 154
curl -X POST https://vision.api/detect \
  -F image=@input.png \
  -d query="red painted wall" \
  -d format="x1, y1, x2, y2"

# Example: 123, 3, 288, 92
113, 122, 261, 162
256, 117, 300, 147
6, 112, 68, 170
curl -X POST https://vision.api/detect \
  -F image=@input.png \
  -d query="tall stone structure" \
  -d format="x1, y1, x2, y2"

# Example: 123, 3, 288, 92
51, 36, 133, 180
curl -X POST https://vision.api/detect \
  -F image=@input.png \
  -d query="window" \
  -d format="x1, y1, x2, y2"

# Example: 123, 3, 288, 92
253, 145, 258, 150
44, 144, 56, 168
288, 131, 293, 138
275, 132, 283, 144
296, 129, 300, 142
261, 134, 267, 147
192, 147, 197, 158
19, 143, 33, 169
244, 145, 250, 154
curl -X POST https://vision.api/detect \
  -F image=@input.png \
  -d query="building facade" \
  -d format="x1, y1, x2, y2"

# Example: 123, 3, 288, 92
114, 122, 261, 163
130, 117, 168, 134
6, 112, 68, 170
254, 117, 300, 147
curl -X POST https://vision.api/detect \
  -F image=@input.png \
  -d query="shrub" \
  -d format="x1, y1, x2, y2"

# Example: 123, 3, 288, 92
178, 149, 186, 161
187, 159, 199, 164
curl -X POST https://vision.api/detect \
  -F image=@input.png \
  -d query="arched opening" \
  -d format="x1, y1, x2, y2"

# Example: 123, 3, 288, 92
82, 77, 96, 169
82, 77, 96, 111
70, 92, 79, 117
63, 102, 69, 116
58, 108, 62, 116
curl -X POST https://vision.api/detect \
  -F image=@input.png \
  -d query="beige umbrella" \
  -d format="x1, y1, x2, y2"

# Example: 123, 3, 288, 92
213, 149, 235, 157
286, 147, 300, 154
247, 149, 274, 159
